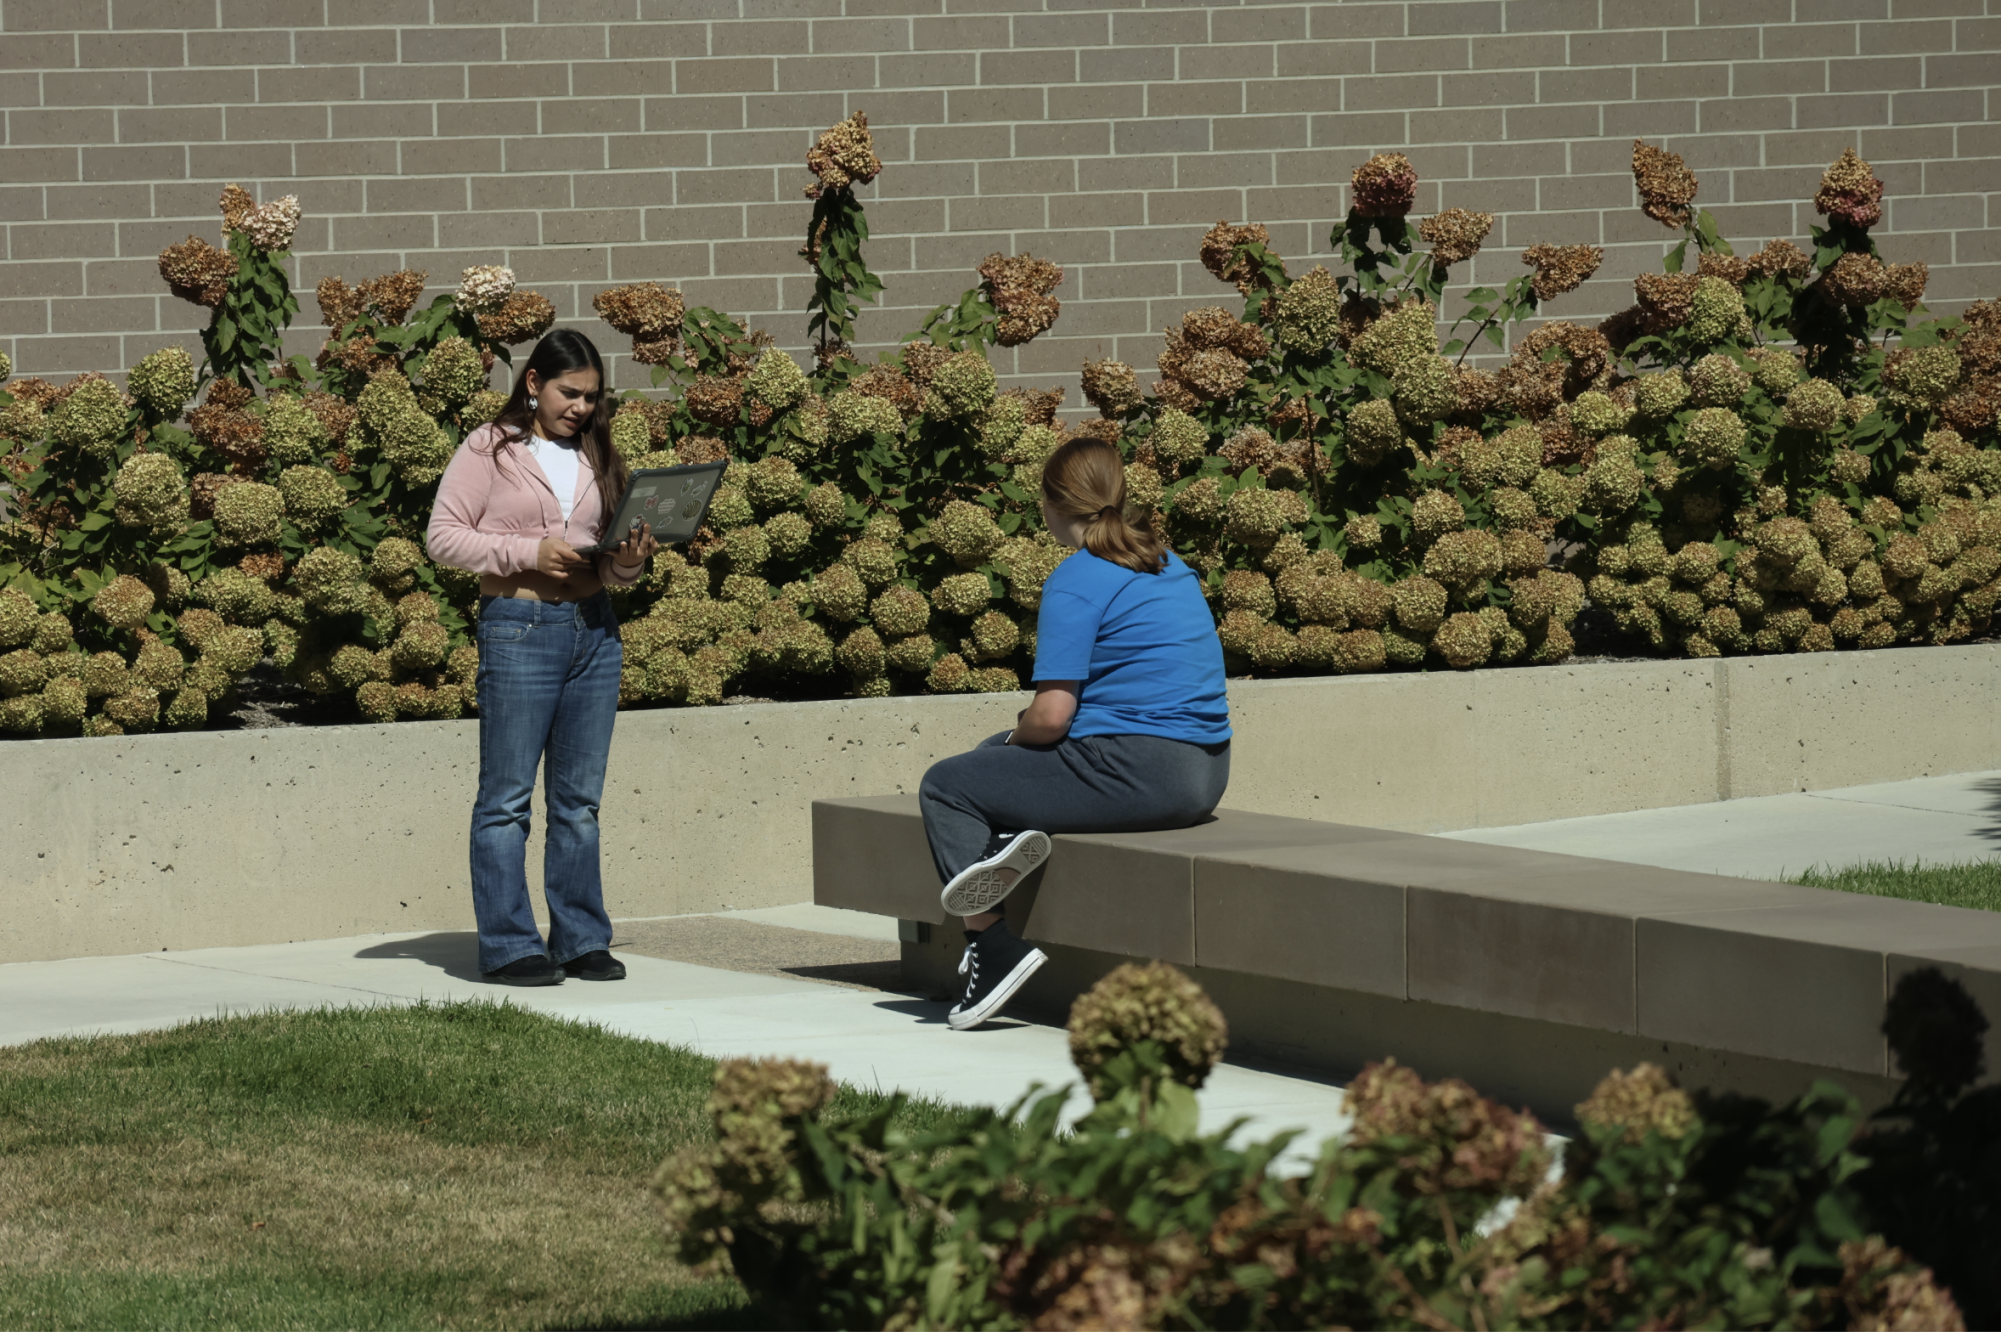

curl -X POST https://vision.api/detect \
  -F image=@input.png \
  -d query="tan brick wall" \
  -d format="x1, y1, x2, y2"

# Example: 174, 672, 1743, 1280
3, 0, 1998, 401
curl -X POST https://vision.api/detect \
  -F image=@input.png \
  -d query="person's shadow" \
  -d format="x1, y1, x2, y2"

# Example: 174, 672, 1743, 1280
353, 931, 487, 982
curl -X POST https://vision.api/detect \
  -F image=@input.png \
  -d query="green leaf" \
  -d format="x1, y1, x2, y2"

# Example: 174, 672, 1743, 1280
1664, 240, 1689, 274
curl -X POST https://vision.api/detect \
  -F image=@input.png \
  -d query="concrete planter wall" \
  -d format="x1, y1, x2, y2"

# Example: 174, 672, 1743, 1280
6, 643, 2000, 965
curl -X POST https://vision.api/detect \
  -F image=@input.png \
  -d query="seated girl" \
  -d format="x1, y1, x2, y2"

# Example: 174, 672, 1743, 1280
918, 435, 1233, 1030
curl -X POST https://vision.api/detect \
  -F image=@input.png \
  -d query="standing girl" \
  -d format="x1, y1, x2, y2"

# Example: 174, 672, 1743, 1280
427, 329, 657, 986
917, 436, 1234, 1029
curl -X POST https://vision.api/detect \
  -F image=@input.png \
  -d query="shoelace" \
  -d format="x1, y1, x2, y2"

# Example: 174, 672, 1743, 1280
957, 943, 979, 998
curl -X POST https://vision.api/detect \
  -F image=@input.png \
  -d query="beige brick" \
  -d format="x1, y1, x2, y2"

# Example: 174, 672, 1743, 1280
1641, 62, 1728, 99
737, 90, 836, 129
197, 30, 295, 65
332, 102, 432, 139
1377, 36, 1472, 74
1443, 70, 1536, 106
0, 186, 44, 222
1895, 88, 1983, 122
776, 53, 876, 91
541, 96, 642, 135
471, 172, 568, 210
979, 156, 1077, 194
333, 212, 438, 249
44, 69, 151, 104
1214, 114, 1310, 151
676, 56, 773, 94
605, 22, 707, 59
0, 32, 75, 70
1469, 33, 1565, 70
470, 60, 571, 99
1860, 124, 1952, 157
1797, 92, 1890, 127
113, 0, 213, 28
1016, 13, 1110, 48
122, 106, 227, 143
1861, 16, 1955, 52
1604, 100, 1699, 137
154, 67, 257, 104
1569, 30, 1663, 66
1347, 73, 1442, 111
81, 144, 182, 181
574, 171, 672, 210
503, 24, 611, 62
912, 15, 1008, 50
1736, 59, 1830, 94
188, 142, 291, 178
223, 103, 329, 141
1309, 109, 1408, 145
506, 134, 606, 172
1797, 0, 1888, 17
810, 17, 911, 54
1179, 44, 1277, 81
438, 209, 542, 247
18, 334, 125, 368
12, 221, 118, 260
46, 182, 153, 221
1308, 5, 1406, 40
1667, 27, 1756, 63
640, 202, 742, 243
266, 64, 363, 102
1146, 80, 1245, 118
223, 0, 325, 26
543, 208, 641, 243
0, 300, 50, 335
6, 0, 105, 31
864, 90, 947, 127
0, 259, 82, 298
52, 294, 158, 334
1176, 151, 1275, 189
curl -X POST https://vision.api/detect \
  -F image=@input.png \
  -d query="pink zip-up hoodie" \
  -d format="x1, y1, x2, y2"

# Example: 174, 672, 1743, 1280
426, 422, 642, 587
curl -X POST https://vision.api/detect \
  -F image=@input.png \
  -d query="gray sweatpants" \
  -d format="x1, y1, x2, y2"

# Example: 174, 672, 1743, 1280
918, 730, 1232, 885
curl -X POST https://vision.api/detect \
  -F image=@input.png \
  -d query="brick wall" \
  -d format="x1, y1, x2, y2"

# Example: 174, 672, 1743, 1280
3, 0, 1998, 401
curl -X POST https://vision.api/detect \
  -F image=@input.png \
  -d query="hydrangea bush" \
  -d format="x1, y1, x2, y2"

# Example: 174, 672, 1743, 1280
2, 127, 1998, 736
650, 961, 1986, 1330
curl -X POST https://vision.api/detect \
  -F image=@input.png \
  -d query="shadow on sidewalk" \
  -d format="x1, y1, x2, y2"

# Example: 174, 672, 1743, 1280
353, 931, 486, 982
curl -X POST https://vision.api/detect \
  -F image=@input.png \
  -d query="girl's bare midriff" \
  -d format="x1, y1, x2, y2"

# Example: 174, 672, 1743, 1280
481, 569, 607, 603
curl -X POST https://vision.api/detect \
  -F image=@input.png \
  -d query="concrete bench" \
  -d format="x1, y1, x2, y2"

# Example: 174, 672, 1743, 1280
813, 795, 2001, 1123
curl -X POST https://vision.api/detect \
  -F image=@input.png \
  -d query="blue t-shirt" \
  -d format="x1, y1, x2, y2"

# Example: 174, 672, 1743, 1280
1033, 549, 1232, 744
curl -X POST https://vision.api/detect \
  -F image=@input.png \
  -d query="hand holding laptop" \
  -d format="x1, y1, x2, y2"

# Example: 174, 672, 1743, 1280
607, 521, 658, 571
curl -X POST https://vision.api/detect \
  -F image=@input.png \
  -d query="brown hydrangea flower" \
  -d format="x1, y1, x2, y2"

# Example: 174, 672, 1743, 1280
1499, 359, 1567, 420
1598, 304, 1649, 354
1177, 305, 1268, 359
219, 183, 258, 234
1522, 244, 1603, 302
315, 276, 368, 331
593, 282, 686, 341
478, 292, 556, 346
1634, 271, 1702, 328
1513, 321, 1611, 393
851, 364, 922, 417
1454, 366, 1503, 418
1153, 378, 1203, 413
676, 435, 730, 466
189, 472, 235, 521
1351, 153, 1418, 218
898, 341, 952, 387
238, 551, 285, 582
1746, 238, 1813, 281
1198, 220, 1281, 293
1081, 358, 1143, 418
1002, 385, 1065, 426
1821, 251, 1887, 308
1697, 252, 1748, 286
1419, 208, 1494, 266
1816, 147, 1886, 229
805, 110, 882, 199
361, 270, 428, 325
1219, 425, 1319, 486
979, 253, 1065, 347
302, 391, 356, 448
5, 377, 60, 410
1631, 141, 1698, 229
1882, 261, 1929, 309
159, 236, 238, 307
188, 396, 267, 472
315, 334, 396, 381
684, 376, 745, 428
1158, 330, 1244, 404
1072, 418, 1122, 444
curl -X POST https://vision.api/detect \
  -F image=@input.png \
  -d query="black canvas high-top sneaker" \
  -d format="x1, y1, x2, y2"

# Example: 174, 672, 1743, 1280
946, 919, 1048, 1031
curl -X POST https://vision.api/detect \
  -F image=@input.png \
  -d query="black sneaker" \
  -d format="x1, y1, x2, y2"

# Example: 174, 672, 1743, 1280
485, 954, 562, 987
939, 830, 1052, 917
561, 949, 626, 981
946, 920, 1048, 1031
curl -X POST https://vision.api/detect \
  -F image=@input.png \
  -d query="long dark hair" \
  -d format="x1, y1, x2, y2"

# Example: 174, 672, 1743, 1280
1041, 436, 1167, 573
484, 329, 627, 541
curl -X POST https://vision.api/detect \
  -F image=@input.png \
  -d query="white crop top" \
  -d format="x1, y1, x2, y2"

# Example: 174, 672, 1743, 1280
526, 434, 583, 523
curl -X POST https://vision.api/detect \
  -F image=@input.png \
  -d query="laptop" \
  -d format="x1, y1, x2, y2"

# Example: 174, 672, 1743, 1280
574, 459, 730, 554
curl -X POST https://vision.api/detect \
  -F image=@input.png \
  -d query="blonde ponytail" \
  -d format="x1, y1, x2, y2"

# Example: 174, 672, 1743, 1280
1041, 437, 1167, 574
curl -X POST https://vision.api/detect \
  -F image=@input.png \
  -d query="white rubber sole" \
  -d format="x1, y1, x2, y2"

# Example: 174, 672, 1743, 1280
939, 831, 1052, 917
947, 946, 1048, 1030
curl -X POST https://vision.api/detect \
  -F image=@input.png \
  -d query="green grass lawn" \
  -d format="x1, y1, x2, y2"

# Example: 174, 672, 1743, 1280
0, 1001, 957, 1332
1788, 857, 2001, 912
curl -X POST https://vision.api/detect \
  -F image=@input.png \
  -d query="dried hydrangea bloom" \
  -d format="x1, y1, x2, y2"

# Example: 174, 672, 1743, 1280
421, 336, 486, 409
1631, 140, 1698, 229
1816, 146, 1886, 230
1350, 152, 1418, 218
1272, 264, 1341, 353
1746, 238, 1813, 281
1080, 358, 1142, 418
113, 452, 190, 537
684, 376, 745, 428
1883, 344, 1961, 410
1418, 208, 1494, 266
454, 265, 516, 315
1066, 960, 1228, 1099
1348, 298, 1438, 375
358, 270, 429, 326
1346, 1058, 1552, 1195
1198, 220, 1279, 293
219, 184, 258, 234
1410, 488, 1465, 544
804, 110, 881, 198
1392, 354, 1457, 425
1821, 251, 1886, 308
1576, 1062, 1696, 1142
1522, 243, 1602, 301
930, 500, 1005, 567
243, 195, 301, 252
593, 282, 686, 341
981, 256, 1064, 346
1344, 398, 1404, 467
1344, 514, 1382, 549
923, 350, 997, 420
315, 276, 368, 330
128, 346, 197, 420
1882, 261, 1928, 309
159, 236, 238, 307
850, 364, 921, 418
479, 292, 557, 346
48, 375, 130, 462
745, 349, 809, 413
1633, 271, 1701, 330
1686, 274, 1747, 344
1696, 251, 1748, 287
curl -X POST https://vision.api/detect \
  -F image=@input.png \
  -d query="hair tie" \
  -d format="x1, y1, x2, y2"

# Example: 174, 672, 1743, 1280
1097, 505, 1119, 520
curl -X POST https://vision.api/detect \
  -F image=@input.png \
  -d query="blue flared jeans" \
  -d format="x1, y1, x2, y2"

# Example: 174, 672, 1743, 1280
469, 592, 623, 973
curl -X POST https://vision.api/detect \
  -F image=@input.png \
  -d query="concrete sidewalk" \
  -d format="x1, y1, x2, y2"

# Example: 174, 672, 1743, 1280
0, 919, 1350, 1155
1441, 769, 2001, 880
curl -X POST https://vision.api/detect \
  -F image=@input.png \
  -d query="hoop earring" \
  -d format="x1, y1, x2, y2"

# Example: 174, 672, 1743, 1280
527, 395, 538, 412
